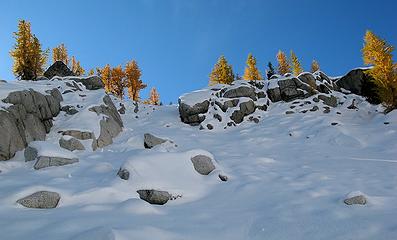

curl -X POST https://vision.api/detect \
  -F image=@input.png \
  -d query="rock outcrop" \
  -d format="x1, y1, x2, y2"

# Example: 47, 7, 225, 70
17, 191, 60, 209
44, 61, 74, 79
59, 137, 85, 151
335, 68, 380, 104
0, 88, 62, 160
67, 76, 104, 90
89, 95, 123, 150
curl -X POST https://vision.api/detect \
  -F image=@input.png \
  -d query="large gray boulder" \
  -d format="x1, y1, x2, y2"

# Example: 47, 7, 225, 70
298, 73, 316, 88
17, 191, 60, 209
24, 146, 38, 162
44, 61, 74, 79
59, 137, 85, 151
34, 156, 79, 170
90, 95, 123, 150
143, 133, 167, 149
318, 94, 337, 107
190, 154, 216, 175
0, 89, 62, 161
178, 100, 210, 125
335, 68, 380, 104
137, 189, 171, 205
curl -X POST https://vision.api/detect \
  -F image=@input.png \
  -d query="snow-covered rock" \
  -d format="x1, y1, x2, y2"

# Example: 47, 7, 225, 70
143, 133, 168, 149
190, 154, 216, 175
59, 136, 85, 151
136, 189, 171, 205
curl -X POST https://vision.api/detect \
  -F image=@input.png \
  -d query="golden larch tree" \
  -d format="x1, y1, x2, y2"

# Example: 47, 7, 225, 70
209, 55, 234, 85
88, 69, 95, 75
71, 56, 85, 76
52, 43, 68, 65
149, 87, 160, 105
277, 50, 291, 75
125, 60, 147, 101
110, 65, 125, 99
290, 51, 303, 76
99, 64, 112, 93
362, 30, 397, 111
311, 59, 320, 73
10, 20, 48, 80
243, 53, 262, 80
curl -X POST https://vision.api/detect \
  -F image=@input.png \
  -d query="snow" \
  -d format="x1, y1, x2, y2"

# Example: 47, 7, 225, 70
179, 89, 213, 106
29, 141, 77, 159
0, 79, 397, 239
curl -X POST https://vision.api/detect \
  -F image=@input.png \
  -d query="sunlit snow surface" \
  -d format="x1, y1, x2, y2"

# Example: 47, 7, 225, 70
0, 79, 397, 239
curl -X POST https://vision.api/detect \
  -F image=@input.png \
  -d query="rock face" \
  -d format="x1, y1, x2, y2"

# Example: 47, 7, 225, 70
190, 155, 216, 175
336, 68, 380, 104
17, 191, 60, 209
24, 146, 38, 162
44, 61, 74, 79
0, 88, 62, 160
344, 195, 367, 205
143, 133, 167, 149
59, 137, 85, 151
267, 76, 316, 102
137, 189, 171, 205
178, 100, 210, 126
178, 81, 270, 129
89, 95, 123, 150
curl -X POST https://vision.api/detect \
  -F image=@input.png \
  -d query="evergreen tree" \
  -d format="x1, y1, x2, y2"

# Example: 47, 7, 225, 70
99, 64, 112, 93
290, 50, 303, 76
276, 50, 291, 75
235, 73, 242, 80
311, 59, 320, 73
125, 60, 147, 101
71, 56, 85, 76
52, 43, 68, 65
266, 62, 275, 79
149, 87, 160, 105
110, 65, 125, 99
209, 55, 234, 85
362, 30, 397, 111
10, 20, 47, 80
243, 53, 262, 80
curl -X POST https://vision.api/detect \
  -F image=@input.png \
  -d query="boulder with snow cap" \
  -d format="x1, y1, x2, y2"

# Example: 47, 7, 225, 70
59, 136, 85, 151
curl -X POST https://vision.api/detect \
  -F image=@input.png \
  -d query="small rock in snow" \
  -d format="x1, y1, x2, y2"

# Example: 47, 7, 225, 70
191, 155, 216, 175
143, 133, 167, 149
137, 189, 171, 205
117, 168, 130, 180
17, 191, 60, 209
344, 195, 367, 205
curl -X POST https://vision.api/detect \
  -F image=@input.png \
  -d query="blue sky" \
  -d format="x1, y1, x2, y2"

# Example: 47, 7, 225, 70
0, 0, 396, 103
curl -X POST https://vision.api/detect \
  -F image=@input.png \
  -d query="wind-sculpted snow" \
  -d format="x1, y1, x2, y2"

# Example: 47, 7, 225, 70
0, 71, 397, 239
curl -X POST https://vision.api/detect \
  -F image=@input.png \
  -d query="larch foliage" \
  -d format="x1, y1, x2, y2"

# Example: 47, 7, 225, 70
149, 87, 160, 105
311, 59, 320, 73
125, 60, 147, 101
99, 64, 112, 93
266, 62, 276, 79
290, 50, 303, 76
362, 30, 397, 111
243, 53, 262, 81
88, 69, 95, 75
71, 56, 85, 76
276, 50, 291, 75
52, 43, 68, 65
110, 65, 125, 99
10, 20, 48, 80
209, 55, 234, 85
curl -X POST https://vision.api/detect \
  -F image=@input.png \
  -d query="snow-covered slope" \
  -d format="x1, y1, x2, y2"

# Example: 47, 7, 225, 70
0, 78, 397, 240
